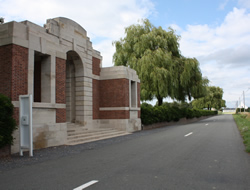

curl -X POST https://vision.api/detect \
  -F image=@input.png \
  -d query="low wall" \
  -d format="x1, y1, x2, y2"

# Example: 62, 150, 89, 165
11, 123, 67, 154
142, 116, 213, 130
98, 118, 141, 133
0, 145, 11, 158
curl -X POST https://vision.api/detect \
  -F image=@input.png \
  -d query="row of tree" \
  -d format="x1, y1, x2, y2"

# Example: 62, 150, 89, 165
113, 19, 225, 109
192, 86, 226, 110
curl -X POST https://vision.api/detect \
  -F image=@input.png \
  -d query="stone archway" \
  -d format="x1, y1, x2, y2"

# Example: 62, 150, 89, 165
66, 51, 83, 123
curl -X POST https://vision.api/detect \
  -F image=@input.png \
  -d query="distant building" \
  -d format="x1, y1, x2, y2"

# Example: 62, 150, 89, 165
223, 108, 235, 112
0, 17, 141, 153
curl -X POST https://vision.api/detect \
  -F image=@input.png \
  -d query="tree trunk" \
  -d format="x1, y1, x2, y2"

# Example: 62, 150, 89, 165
157, 97, 163, 106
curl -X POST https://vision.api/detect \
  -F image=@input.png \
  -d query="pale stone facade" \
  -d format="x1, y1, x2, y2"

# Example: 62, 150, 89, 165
0, 17, 141, 153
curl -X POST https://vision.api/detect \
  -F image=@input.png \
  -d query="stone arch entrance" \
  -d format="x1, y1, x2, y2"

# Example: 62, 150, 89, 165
66, 51, 83, 123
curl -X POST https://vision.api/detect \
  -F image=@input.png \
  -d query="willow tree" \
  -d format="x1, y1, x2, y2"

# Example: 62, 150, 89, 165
192, 86, 226, 110
113, 19, 207, 105
172, 57, 209, 101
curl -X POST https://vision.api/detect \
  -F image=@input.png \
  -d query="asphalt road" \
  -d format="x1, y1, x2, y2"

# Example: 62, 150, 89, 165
1, 114, 250, 190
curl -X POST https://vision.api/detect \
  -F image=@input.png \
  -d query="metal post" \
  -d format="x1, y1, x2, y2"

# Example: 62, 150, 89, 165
235, 101, 238, 113
246, 88, 250, 112
243, 91, 245, 112
239, 97, 241, 113
19, 94, 33, 157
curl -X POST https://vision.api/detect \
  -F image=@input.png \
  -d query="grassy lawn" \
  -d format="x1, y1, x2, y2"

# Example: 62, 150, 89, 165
222, 112, 235, 114
218, 111, 235, 115
233, 113, 250, 153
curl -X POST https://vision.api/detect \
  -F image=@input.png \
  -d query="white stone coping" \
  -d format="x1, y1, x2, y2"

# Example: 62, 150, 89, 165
100, 66, 140, 82
99, 107, 140, 111
12, 101, 66, 109
33, 103, 66, 109
130, 107, 140, 111
0, 19, 100, 61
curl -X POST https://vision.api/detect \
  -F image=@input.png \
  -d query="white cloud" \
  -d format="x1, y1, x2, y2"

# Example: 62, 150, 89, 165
2, 0, 250, 108
169, 23, 183, 33
219, 0, 229, 10
94, 40, 116, 68
177, 7, 250, 107
238, 0, 250, 9
0, 0, 155, 67
181, 8, 250, 57
199, 44, 250, 67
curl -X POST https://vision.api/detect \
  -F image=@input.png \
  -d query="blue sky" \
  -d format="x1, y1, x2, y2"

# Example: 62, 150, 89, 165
150, 0, 229, 27
1, 0, 250, 108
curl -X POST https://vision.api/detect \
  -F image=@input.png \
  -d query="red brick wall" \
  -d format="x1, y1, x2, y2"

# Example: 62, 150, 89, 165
99, 110, 129, 119
56, 57, 66, 104
56, 108, 66, 123
92, 79, 100, 119
0, 45, 12, 98
98, 79, 130, 119
137, 82, 141, 118
11, 45, 28, 101
100, 79, 129, 107
92, 57, 101, 76
0, 44, 28, 126
55, 58, 66, 123
0, 44, 28, 100
93, 78, 130, 120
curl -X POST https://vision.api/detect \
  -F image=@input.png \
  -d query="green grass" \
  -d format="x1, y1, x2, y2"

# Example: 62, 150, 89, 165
219, 111, 235, 115
219, 111, 236, 115
233, 113, 250, 153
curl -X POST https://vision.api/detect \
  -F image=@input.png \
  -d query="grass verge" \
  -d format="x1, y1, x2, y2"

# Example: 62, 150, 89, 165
219, 111, 235, 115
233, 113, 250, 153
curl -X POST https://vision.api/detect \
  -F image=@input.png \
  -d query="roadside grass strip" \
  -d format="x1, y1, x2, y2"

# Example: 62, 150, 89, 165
233, 113, 250, 153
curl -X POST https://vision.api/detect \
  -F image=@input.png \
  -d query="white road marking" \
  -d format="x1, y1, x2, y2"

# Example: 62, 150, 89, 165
73, 180, 98, 190
185, 132, 193, 137
205, 123, 209, 126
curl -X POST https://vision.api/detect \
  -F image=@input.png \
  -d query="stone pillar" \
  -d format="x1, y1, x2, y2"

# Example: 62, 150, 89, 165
28, 49, 34, 95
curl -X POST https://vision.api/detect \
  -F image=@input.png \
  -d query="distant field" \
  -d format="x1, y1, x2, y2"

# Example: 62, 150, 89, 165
222, 112, 235, 114
218, 111, 235, 115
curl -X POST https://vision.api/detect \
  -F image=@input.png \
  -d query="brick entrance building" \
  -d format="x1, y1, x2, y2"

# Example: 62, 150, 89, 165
0, 17, 141, 153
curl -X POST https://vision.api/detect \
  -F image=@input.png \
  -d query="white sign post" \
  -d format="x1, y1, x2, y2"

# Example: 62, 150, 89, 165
19, 94, 33, 157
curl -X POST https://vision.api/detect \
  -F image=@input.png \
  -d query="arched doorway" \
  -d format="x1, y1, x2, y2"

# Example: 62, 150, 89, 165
66, 51, 83, 123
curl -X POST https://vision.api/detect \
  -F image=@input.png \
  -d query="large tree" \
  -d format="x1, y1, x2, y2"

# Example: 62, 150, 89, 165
171, 57, 209, 102
192, 86, 226, 110
113, 19, 207, 105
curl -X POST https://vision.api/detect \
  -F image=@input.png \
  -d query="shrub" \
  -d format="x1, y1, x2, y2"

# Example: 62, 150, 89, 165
186, 108, 194, 119
236, 108, 249, 113
141, 103, 155, 125
141, 102, 217, 125
0, 94, 17, 148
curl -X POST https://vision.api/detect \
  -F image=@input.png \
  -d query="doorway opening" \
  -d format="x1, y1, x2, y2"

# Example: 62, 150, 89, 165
66, 50, 84, 124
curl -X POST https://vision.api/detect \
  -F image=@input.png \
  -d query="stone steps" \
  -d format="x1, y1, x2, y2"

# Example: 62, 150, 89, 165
67, 124, 130, 145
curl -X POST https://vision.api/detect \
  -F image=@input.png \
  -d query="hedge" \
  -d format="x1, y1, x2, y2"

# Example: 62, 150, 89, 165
0, 94, 17, 148
141, 103, 218, 125
236, 108, 250, 113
